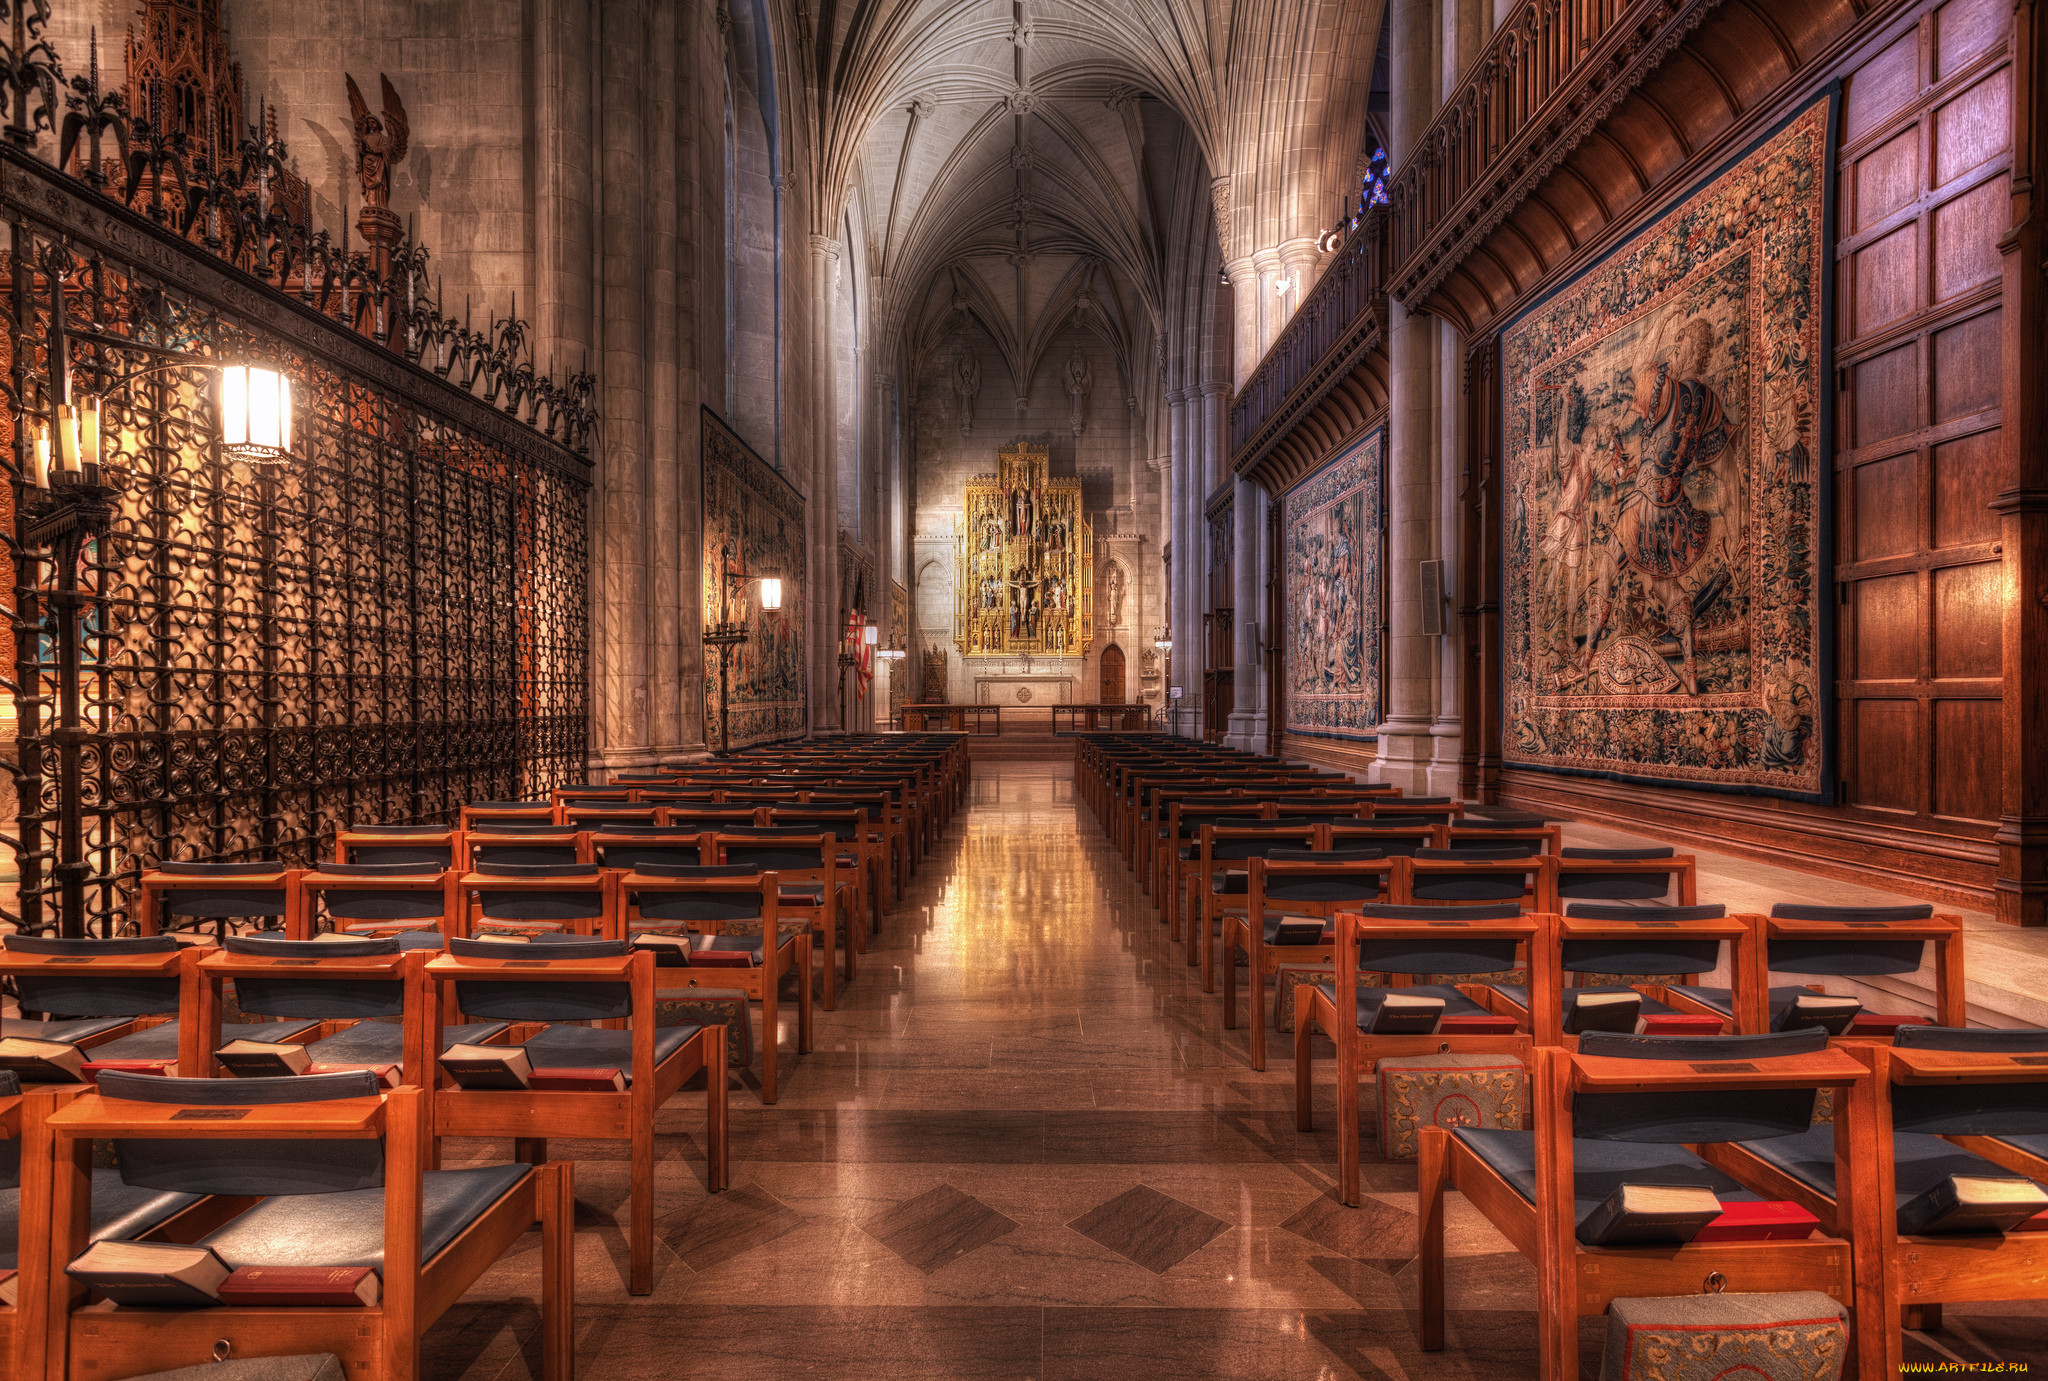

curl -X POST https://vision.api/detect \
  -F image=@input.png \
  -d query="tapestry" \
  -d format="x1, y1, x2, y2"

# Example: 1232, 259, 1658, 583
954, 444, 1093, 656
1282, 429, 1381, 742
1501, 94, 1832, 799
701, 409, 807, 748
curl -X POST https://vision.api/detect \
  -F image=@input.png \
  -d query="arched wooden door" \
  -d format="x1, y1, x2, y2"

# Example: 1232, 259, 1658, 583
1100, 644, 1126, 704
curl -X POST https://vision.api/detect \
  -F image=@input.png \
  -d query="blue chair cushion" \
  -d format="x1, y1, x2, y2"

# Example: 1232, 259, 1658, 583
1995, 1134, 2048, 1161
303, 1021, 512, 1065
0, 1172, 201, 1270
1313, 983, 1489, 1029
1, 1017, 133, 1044
199, 1163, 534, 1268
1486, 984, 1678, 1017
518, 1023, 703, 1083
1734, 1123, 2040, 1216
1452, 1128, 1763, 1232
88, 1019, 322, 1062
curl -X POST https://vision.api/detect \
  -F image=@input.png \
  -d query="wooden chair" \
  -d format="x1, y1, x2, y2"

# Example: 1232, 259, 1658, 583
1325, 820, 1445, 858
809, 791, 907, 899
1368, 796, 1466, 827
1158, 799, 1267, 928
559, 802, 662, 830
1222, 848, 1397, 1067
1444, 818, 1566, 855
460, 824, 590, 870
1479, 903, 1757, 1045
135, 861, 305, 941
193, 933, 504, 1087
1551, 846, 1699, 909
1296, 903, 1545, 1204
298, 861, 460, 940
45, 1071, 572, 1380
1417, 1031, 1872, 1380
712, 831, 855, 1009
0, 935, 317, 1079
457, 861, 616, 939
1, 1076, 229, 1381
617, 865, 813, 1105
332, 824, 461, 868
427, 936, 726, 1294
769, 807, 888, 925
458, 800, 556, 831
1398, 850, 1553, 911
1736, 903, 1967, 1037
552, 786, 635, 807
590, 826, 720, 872
1186, 820, 1327, 987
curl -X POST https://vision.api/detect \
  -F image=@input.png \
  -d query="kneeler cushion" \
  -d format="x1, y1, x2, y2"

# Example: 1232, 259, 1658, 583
656, 990, 755, 1066
1376, 1052, 1524, 1162
118, 1357, 344, 1381
1599, 1291, 1848, 1381
1273, 964, 1349, 1033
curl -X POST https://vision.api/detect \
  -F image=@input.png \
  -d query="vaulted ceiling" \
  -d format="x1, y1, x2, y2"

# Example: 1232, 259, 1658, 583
795, 0, 1384, 390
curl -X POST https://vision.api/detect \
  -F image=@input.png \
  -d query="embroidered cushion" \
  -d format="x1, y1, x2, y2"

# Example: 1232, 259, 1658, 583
1376, 1051, 1525, 1162
1599, 1291, 1849, 1381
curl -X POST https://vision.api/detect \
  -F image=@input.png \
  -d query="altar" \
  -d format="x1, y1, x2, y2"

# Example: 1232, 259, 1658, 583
973, 674, 1078, 727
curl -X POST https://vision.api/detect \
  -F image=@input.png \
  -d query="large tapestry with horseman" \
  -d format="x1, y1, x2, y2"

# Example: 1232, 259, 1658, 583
1501, 95, 1832, 799
702, 409, 808, 748
1282, 429, 1381, 742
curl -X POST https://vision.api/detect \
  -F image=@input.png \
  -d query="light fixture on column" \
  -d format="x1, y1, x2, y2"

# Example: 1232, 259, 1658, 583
1273, 275, 1294, 297
863, 622, 879, 646
218, 364, 294, 462
757, 577, 783, 611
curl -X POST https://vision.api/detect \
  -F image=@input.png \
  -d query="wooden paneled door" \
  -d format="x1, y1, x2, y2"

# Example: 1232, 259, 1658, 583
1100, 645, 1126, 704
1834, 0, 2011, 886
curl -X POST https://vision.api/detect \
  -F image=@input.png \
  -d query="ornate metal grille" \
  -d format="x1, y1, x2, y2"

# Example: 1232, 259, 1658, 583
0, 16, 593, 935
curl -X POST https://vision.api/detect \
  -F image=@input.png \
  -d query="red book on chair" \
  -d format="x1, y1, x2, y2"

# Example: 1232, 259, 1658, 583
1437, 1014, 1518, 1035
1637, 1014, 1725, 1036
2014, 1209, 2048, 1233
1691, 1202, 1820, 1243
1845, 1014, 1933, 1036
527, 1067, 626, 1092
216, 1265, 381, 1307
79, 1058, 175, 1083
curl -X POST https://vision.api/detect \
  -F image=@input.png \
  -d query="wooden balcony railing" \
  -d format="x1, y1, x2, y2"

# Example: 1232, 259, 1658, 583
1228, 211, 1389, 473
1387, 0, 1721, 307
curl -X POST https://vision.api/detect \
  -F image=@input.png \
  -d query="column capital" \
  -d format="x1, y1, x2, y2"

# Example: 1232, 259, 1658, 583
809, 233, 842, 261
1199, 381, 1231, 401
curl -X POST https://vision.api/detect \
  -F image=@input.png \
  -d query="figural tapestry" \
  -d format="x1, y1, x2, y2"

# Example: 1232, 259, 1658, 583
702, 408, 808, 748
1501, 94, 1832, 799
1283, 428, 1381, 742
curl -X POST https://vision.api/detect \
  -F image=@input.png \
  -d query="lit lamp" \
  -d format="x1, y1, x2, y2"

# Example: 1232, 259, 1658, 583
218, 364, 294, 462
758, 577, 783, 612
863, 623, 879, 647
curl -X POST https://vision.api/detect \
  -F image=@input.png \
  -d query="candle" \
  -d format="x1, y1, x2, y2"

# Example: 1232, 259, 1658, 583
80, 396, 101, 469
33, 423, 49, 488
56, 403, 81, 472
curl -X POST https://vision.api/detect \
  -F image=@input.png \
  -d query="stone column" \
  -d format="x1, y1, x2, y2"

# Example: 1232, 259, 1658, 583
1372, 0, 1444, 792
809, 234, 842, 731
594, 0, 655, 771
1165, 387, 1192, 730
1229, 478, 1267, 751
1251, 249, 1284, 359
645, 0, 684, 760
1279, 236, 1320, 322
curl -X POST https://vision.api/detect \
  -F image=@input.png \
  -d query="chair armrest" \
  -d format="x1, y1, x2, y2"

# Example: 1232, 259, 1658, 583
47, 1092, 387, 1138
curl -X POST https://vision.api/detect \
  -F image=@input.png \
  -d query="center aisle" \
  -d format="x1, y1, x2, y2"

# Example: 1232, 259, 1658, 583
541, 762, 1536, 1380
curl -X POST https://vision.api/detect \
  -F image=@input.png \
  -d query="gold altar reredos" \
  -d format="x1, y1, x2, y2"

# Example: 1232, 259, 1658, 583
954, 445, 1094, 657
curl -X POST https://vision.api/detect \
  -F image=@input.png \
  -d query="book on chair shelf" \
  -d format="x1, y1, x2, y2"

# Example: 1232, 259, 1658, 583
527, 1066, 626, 1092
1437, 1014, 1518, 1035
438, 1043, 533, 1090
1896, 1175, 2048, 1236
1691, 1201, 1820, 1243
1845, 1013, 1932, 1036
1576, 1183, 1723, 1247
1364, 993, 1444, 1035
1636, 1014, 1724, 1036
1776, 993, 1861, 1036
0, 1035, 86, 1083
78, 1058, 175, 1082
1270, 915, 1329, 947
66, 1240, 231, 1306
214, 1039, 312, 1077
306, 1062, 401, 1089
1562, 991, 1640, 1036
216, 1265, 381, 1307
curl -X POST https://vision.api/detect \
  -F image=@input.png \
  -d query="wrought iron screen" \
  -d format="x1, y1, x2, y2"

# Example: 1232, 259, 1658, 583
0, 13, 594, 935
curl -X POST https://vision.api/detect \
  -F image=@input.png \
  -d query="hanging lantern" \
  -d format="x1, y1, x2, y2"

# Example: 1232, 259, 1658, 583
758, 577, 783, 611
220, 365, 294, 462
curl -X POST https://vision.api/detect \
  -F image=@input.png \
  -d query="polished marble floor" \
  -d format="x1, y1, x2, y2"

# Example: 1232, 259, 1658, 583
433, 762, 2046, 1379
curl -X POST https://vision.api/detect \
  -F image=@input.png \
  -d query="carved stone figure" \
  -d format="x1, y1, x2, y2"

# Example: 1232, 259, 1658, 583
952, 353, 981, 437
1103, 561, 1125, 627
1063, 351, 1092, 436
345, 72, 409, 210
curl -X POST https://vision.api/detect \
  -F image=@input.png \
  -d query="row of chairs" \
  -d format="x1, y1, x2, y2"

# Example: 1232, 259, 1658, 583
1074, 734, 2031, 1377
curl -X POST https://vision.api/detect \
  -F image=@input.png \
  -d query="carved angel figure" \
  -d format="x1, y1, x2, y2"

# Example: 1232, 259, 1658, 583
1063, 351, 1092, 436
346, 72, 410, 209
952, 353, 981, 438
